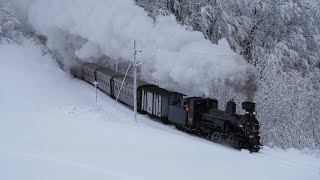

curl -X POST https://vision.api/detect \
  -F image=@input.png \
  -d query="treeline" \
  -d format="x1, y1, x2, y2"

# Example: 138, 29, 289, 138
136, 0, 320, 152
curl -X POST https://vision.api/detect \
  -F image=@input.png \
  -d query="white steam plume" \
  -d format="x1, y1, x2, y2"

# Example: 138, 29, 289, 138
10, 0, 255, 96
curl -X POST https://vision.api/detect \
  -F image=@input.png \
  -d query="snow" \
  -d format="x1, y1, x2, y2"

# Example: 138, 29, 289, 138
0, 40, 319, 180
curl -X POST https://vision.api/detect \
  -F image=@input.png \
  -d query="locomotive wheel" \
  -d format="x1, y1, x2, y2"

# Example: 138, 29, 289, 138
175, 125, 185, 131
249, 148, 259, 153
211, 132, 220, 142
249, 148, 260, 153
161, 119, 169, 124
235, 140, 242, 150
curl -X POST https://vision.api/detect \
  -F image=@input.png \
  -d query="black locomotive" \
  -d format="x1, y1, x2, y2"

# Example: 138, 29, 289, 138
71, 62, 262, 152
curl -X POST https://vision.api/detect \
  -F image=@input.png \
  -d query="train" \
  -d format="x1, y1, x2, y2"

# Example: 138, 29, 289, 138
70, 61, 262, 152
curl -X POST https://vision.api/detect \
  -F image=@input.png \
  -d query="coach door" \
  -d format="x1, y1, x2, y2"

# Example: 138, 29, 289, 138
110, 80, 114, 96
142, 90, 147, 112
146, 91, 153, 114
153, 95, 162, 117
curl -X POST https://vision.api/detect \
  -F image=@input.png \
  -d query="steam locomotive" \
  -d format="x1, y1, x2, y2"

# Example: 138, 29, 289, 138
71, 62, 262, 152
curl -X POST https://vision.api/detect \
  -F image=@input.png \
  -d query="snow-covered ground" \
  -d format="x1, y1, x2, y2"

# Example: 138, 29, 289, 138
0, 40, 319, 180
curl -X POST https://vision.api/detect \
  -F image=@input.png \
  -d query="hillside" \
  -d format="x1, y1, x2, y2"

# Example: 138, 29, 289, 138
7, 0, 320, 151
1, 37, 319, 180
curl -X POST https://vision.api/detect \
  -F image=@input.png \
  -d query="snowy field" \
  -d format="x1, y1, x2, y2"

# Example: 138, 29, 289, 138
0, 40, 319, 180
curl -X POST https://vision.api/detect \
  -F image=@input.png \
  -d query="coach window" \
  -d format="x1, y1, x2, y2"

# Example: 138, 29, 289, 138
171, 96, 181, 108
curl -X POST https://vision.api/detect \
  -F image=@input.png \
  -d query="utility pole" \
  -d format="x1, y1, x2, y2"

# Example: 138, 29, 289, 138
93, 81, 98, 105
133, 40, 137, 122
132, 40, 160, 122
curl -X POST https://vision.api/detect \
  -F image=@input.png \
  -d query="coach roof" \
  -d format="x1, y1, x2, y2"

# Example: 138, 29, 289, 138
96, 67, 122, 78
113, 75, 153, 88
82, 63, 104, 71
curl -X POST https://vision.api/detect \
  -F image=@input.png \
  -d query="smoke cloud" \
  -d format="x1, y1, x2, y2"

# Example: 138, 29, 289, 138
10, 0, 256, 96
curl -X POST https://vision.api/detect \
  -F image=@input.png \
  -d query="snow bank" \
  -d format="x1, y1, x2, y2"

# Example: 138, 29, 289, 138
9, 0, 254, 95
0, 39, 319, 180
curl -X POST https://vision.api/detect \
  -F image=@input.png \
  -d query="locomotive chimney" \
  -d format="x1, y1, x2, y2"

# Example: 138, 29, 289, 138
242, 102, 255, 112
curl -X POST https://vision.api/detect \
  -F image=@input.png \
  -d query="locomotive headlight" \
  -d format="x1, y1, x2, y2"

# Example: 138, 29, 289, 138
253, 111, 256, 115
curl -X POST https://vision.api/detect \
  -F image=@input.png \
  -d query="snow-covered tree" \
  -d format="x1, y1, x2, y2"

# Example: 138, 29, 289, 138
0, 0, 20, 44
